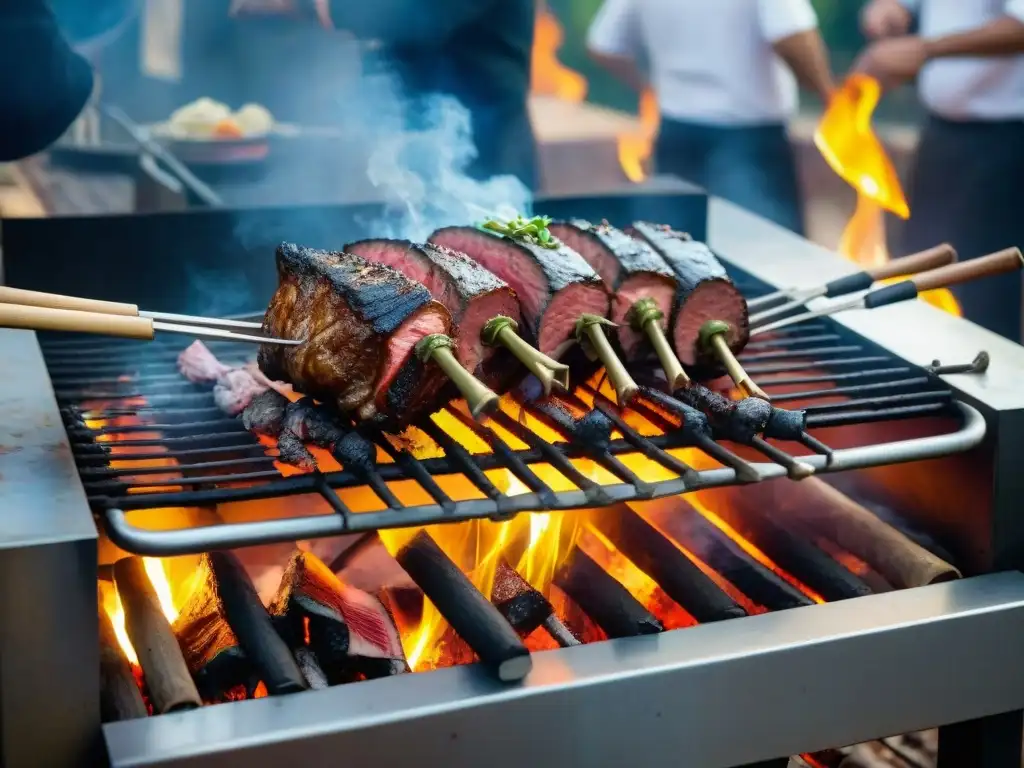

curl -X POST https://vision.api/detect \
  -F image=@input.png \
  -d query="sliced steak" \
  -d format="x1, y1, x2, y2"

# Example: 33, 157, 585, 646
345, 239, 520, 380
631, 222, 748, 371
259, 243, 453, 429
429, 226, 608, 358
548, 219, 676, 359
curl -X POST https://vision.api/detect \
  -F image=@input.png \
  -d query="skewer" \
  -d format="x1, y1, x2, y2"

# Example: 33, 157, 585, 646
415, 334, 499, 419
0, 286, 265, 329
575, 314, 639, 404
747, 244, 957, 321
482, 316, 570, 395
753, 247, 1024, 336
699, 320, 769, 400
628, 297, 689, 389
0, 303, 300, 346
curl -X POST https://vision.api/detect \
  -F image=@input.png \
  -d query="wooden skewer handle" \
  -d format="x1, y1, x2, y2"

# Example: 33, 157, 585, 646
863, 247, 1024, 310
912, 247, 1023, 292
0, 303, 155, 339
0, 286, 139, 316
868, 243, 957, 281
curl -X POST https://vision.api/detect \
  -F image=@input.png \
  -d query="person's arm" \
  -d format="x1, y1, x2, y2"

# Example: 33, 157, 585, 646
856, 2, 1024, 89
860, 0, 915, 40
585, 0, 647, 93
759, 0, 835, 102
0, 0, 94, 162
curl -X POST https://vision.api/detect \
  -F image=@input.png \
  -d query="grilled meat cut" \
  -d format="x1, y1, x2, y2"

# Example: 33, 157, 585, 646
178, 340, 276, 415
259, 243, 453, 429
429, 227, 608, 358
345, 239, 520, 382
630, 222, 748, 372
548, 219, 676, 358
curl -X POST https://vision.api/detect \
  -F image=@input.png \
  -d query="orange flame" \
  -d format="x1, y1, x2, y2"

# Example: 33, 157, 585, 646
101, 558, 179, 665
816, 75, 960, 316
531, 6, 588, 102
618, 89, 659, 183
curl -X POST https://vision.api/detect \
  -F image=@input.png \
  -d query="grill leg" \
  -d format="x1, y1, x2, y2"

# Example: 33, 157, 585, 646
937, 711, 1023, 768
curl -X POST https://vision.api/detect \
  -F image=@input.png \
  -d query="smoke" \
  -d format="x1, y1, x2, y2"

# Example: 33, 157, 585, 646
357, 75, 532, 241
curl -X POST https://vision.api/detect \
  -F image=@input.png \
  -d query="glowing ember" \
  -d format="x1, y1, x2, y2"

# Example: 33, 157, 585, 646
530, 5, 587, 102
816, 75, 960, 316
617, 89, 659, 183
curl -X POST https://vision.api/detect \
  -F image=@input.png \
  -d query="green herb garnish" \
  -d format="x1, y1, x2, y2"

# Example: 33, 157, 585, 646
481, 214, 560, 249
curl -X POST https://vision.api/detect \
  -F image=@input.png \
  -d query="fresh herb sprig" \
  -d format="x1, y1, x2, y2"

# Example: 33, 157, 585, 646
481, 214, 560, 249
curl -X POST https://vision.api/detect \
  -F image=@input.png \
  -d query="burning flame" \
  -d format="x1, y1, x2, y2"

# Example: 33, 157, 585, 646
531, 5, 588, 102
102, 558, 179, 666
618, 89, 659, 183
816, 75, 961, 316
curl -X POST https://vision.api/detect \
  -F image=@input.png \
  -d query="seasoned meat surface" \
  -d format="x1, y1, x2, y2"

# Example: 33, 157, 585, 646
259, 243, 452, 428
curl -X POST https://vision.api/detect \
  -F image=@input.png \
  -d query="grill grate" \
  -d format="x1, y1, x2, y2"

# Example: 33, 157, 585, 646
40, 319, 986, 557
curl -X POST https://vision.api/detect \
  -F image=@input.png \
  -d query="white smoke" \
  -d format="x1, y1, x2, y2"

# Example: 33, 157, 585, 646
355, 72, 532, 241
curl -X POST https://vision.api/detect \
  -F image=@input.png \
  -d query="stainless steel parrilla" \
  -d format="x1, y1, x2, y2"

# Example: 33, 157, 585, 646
44, 315, 982, 557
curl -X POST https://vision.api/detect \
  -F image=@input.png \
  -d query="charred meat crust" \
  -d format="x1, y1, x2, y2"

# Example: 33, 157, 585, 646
259, 242, 452, 429
550, 219, 675, 288
345, 239, 510, 319
631, 222, 749, 368
429, 226, 605, 339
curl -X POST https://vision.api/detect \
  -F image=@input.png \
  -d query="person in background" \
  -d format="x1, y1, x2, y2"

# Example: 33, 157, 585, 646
228, 0, 538, 191
858, 0, 1024, 341
0, 1, 96, 161
586, 0, 834, 235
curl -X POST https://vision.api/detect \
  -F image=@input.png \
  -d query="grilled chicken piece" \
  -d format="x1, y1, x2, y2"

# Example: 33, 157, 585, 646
258, 243, 453, 429
345, 239, 520, 387
429, 226, 608, 358
549, 219, 676, 359
630, 222, 748, 374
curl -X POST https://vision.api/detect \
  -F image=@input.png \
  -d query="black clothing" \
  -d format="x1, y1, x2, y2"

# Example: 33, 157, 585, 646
0, 1, 94, 161
902, 115, 1024, 342
324, 0, 538, 190
654, 117, 805, 236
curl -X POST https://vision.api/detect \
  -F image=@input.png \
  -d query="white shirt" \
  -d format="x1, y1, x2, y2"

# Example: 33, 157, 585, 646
587, 0, 818, 125
902, 0, 1024, 119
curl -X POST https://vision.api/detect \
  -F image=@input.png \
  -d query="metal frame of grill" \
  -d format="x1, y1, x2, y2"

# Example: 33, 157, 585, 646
3, 191, 1024, 768
47, 321, 986, 558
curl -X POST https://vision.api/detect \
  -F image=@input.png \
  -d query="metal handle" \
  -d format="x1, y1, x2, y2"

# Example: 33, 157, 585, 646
0, 286, 140, 316
0, 303, 155, 339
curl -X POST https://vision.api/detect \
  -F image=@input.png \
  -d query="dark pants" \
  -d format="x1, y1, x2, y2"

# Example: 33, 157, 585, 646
654, 118, 805, 235
902, 115, 1024, 342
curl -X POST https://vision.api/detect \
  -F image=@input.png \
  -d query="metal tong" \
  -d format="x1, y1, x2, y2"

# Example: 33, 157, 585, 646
752, 247, 1023, 337
0, 287, 299, 346
749, 244, 958, 326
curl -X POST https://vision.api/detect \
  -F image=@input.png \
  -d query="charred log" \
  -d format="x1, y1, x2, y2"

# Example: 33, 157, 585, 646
112, 557, 202, 714
98, 590, 148, 722
648, 500, 814, 610
490, 560, 580, 647
553, 548, 663, 638
270, 550, 408, 685
395, 531, 532, 682
207, 551, 308, 695
590, 505, 747, 623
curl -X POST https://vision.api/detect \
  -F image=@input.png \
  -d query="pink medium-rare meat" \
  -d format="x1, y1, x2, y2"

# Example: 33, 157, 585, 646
429, 226, 609, 358
258, 243, 453, 429
178, 340, 268, 415
549, 219, 677, 359
344, 239, 520, 377
630, 222, 749, 371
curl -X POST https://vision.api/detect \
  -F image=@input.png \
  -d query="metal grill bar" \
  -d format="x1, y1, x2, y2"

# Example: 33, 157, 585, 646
39, 312, 986, 557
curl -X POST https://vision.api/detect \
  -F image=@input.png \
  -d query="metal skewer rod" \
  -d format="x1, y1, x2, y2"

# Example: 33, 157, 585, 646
0, 303, 300, 346
745, 243, 957, 313
0, 286, 264, 330
749, 244, 957, 327
752, 247, 1023, 337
